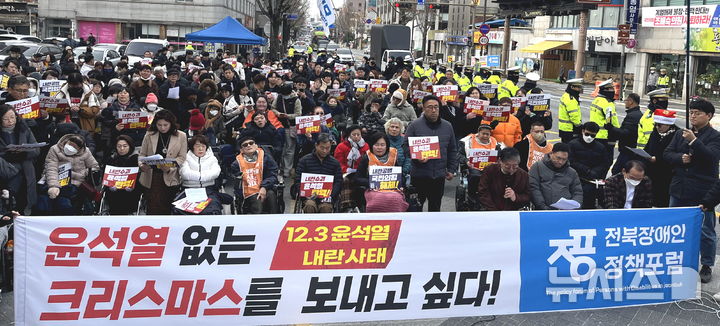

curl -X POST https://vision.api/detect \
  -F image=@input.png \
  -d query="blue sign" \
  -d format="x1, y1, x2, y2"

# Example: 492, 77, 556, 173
366, 19, 372, 24
287, 14, 299, 20
626, 0, 639, 34
417, 0, 425, 4
519, 208, 701, 312
487, 55, 500, 67
479, 24, 491, 35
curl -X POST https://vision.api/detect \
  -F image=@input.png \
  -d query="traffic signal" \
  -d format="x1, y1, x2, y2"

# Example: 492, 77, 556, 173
394, 2, 412, 9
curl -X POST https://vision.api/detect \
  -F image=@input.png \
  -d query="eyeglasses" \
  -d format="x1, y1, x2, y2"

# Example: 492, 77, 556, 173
689, 111, 706, 116
11, 88, 29, 94
425, 105, 440, 110
241, 141, 256, 148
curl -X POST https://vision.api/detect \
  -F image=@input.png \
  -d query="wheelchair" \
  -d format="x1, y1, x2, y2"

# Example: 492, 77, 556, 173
291, 183, 345, 214
232, 183, 285, 214
454, 164, 484, 211
171, 187, 234, 215
0, 189, 15, 293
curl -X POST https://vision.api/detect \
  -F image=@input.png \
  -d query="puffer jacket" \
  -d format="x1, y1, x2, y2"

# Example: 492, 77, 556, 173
55, 82, 101, 133
382, 101, 417, 126
180, 150, 221, 188
44, 134, 99, 188
528, 154, 583, 210
490, 114, 522, 147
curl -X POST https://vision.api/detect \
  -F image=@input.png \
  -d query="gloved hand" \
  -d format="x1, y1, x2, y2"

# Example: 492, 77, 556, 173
604, 123, 613, 130
48, 187, 60, 199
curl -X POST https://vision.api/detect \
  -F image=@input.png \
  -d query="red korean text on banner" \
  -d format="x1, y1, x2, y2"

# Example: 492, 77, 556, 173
468, 149, 499, 170
422, 81, 434, 92
7, 96, 41, 119
270, 219, 402, 270
102, 166, 139, 190
223, 58, 237, 68
483, 105, 512, 122
432, 85, 459, 102
139, 58, 153, 67
322, 113, 334, 128
295, 115, 322, 135
408, 136, 441, 160
464, 97, 489, 114
353, 80, 368, 93
333, 63, 347, 73
411, 90, 431, 103
326, 88, 346, 101
117, 111, 150, 129
174, 197, 212, 214
368, 79, 388, 93
511, 96, 527, 111
299, 173, 334, 198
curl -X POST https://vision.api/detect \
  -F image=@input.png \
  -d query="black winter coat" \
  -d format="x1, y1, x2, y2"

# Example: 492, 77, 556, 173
663, 124, 720, 202
607, 106, 642, 152
294, 151, 343, 200
568, 138, 610, 181
644, 126, 678, 207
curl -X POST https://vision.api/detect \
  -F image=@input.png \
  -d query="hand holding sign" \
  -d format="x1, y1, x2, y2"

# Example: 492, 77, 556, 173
299, 173, 334, 198
527, 94, 551, 113
409, 136, 441, 160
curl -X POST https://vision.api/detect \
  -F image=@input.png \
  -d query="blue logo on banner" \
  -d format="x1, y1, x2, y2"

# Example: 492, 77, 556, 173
711, 6, 720, 28
487, 55, 500, 67
518, 208, 701, 312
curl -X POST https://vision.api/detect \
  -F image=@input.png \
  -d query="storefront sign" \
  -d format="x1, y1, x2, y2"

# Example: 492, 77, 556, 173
0, 3, 28, 15
447, 35, 469, 46
641, 5, 720, 28
627, 0, 640, 34
14, 208, 702, 324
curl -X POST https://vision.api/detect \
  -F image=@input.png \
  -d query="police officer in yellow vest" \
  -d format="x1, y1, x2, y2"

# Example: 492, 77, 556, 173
487, 69, 502, 84
589, 78, 621, 170
637, 88, 670, 149
287, 46, 295, 58
426, 62, 437, 82
455, 63, 472, 92
558, 78, 584, 143
413, 58, 426, 78
498, 66, 521, 100
657, 68, 670, 88
436, 66, 447, 82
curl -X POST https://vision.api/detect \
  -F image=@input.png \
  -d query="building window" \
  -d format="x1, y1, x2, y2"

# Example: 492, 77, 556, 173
589, 6, 621, 28
552, 14, 579, 28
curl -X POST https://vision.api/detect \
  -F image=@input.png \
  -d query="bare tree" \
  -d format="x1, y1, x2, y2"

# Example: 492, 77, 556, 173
256, 0, 309, 60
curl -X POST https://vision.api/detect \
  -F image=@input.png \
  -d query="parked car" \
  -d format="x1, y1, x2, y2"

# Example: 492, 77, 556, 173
336, 48, 354, 64
42, 37, 69, 47
73, 47, 121, 65
93, 43, 127, 56
124, 38, 169, 66
0, 40, 34, 52
0, 43, 62, 66
0, 34, 42, 43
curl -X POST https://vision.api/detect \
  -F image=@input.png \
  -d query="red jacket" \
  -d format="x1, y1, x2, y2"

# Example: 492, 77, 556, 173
334, 139, 369, 173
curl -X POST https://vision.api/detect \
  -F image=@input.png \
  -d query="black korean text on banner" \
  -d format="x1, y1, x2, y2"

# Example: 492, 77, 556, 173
526, 94, 551, 113
408, 136, 441, 160
412, 90, 432, 103
117, 111, 150, 129
482, 105, 512, 122
511, 96, 527, 111
295, 115, 323, 135
464, 97, 489, 114
270, 219, 403, 270
477, 84, 498, 100
39, 80, 68, 113
354, 80, 368, 93
102, 165, 139, 190
369, 166, 402, 191
299, 173, 334, 198
468, 149, 499, 170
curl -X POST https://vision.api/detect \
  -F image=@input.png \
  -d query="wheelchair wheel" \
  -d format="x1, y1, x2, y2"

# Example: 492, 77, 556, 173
455, 185, 468, 211
98, 192, 111, 215
293, 198, 304, 213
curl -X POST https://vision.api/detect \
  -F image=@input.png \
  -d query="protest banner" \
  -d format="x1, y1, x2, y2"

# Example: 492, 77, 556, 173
334, 63, 347, 73
299, 173, 334, 198
353, 80, 368, 93
411, 90, 431, 103
511, 96, 526, 111
14, 208, 702, 325
295, 115, 323, 134
464, 97, 489, 114
408, 136, 441, 160
433, 85, 459, 102
369, 79, 388, 93
468, 148, 499, 170
326, 88, 347, 101
7, 96, 41, 119
369, 166, 402, 191
527, 94, 551, 112
57, 163, 71, 187
477, 84, 498, 99
102, 166, 140, 190
483, 105, 512, 122
117, 111, 150, 129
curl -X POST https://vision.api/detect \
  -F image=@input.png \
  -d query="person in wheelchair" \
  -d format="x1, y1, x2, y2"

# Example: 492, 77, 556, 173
104, 135, 140, 215
175, 134, 225, 215
477, 147, 530, 211
231, 136, 280, 214
36, 134, 99, 215
294, 133, 342, 213
239, 111, 283, 162
459, 123, 503, 199
354, 132, 408, 212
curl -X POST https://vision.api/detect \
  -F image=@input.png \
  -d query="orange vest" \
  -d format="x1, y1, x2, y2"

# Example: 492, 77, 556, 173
526, 135, 553, 170
367, 147, 398, 167
467, 136, 498, 171
243, 110, 284, 129
236, 148, 264, 198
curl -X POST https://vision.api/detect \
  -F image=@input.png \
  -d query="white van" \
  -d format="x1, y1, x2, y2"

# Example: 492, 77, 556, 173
125, 38, 169, 65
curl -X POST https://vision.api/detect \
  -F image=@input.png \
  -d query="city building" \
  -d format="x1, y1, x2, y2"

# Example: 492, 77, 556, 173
0, 0, 39, 35
38, 0, 255, 46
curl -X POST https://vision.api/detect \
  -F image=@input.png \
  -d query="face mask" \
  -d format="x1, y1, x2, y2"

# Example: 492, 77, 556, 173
532, 132, 546, 143
582, 135, 595, 144
329, 103, 337, 107
146, 104, 157, 111
28, 88, 37, 97
625, 178, 641, 187
600, 89, 615, 99
103, 69, 113, 74
63, 144, 78, 156
210, 109, 219, 116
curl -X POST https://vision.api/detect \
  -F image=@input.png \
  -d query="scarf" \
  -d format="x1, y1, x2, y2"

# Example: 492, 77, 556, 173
376, 151, 390, 164
347, 138, 366, 166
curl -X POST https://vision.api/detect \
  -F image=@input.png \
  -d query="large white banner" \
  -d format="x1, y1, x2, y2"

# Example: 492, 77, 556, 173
641, 5, 720, 28
317, 0, 336, 32
13, 208, 702, 325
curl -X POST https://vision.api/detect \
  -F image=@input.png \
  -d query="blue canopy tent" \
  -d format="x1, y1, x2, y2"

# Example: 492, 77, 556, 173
185, 16, 266, 45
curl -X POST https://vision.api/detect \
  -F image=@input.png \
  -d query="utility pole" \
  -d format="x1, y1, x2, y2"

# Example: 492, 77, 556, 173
619, 0, 627, 100
575, 10, 589, 79
482, 0, 487, 56
501, 16, 510, 70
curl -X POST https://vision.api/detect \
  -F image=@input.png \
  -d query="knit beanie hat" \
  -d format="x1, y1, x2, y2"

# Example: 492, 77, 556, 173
189, 109, 206, 131
145, 93, 158, 104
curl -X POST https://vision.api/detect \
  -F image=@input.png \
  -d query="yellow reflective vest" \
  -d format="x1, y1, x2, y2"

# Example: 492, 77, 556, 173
424, 68, 435, 79
456, 75, 472, 92
436, 72, 445, 81
413, 65, 426, 79
473, 75, 485, 88
497, 80, 519, 100
636, 109, 655, 149
306, 46, 313, 54
558, 93, 581, 132
288, 48, 295, 57
487, 75, 502, 85
589, 96, 620, 140
657, 75, 670, 86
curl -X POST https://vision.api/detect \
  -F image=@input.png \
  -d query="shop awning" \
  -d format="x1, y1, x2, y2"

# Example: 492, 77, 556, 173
520, 40, 571, 53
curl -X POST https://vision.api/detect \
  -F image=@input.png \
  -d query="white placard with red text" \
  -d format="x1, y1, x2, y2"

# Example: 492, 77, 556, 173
432, 85, 458, 102
483, 105, 512, 122
464, 97, 489, 114
7, 97, 41, 119
468, 148, 498, 170
299, 173, 334, 198
368, 79, 388, 93
117, 111, 150, 129
102, 166, 139, 190
295, 115, 323, 134
408, 136, 441, 160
